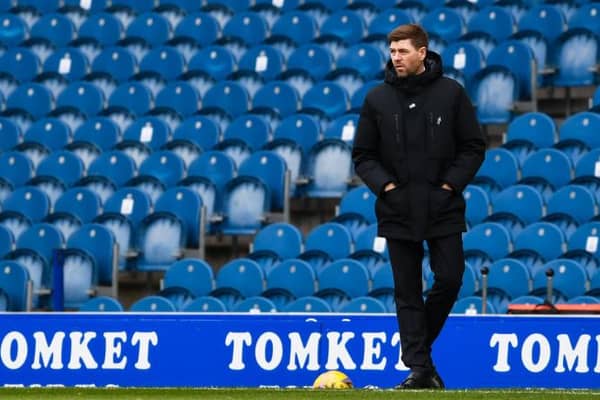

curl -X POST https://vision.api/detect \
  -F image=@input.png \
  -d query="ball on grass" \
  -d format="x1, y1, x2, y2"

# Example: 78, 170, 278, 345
312, 370, 353, 389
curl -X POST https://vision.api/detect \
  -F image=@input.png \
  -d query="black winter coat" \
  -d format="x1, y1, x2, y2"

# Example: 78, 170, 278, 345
352, 51, 486, 241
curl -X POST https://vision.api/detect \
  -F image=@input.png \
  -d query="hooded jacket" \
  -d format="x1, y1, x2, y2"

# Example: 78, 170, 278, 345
352, 51, 486, 241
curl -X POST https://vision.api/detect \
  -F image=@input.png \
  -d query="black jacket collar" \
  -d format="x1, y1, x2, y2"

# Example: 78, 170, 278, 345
384, 50, 443, 94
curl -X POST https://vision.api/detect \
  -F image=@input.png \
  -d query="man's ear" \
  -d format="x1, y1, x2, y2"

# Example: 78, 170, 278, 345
418, 46, 427, 61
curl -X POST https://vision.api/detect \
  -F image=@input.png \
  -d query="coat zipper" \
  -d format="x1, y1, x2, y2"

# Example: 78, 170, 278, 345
428, 112, 434, 142
394, 113, 400, 145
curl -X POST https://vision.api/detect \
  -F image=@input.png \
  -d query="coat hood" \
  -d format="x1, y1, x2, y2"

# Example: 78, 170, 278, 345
384, 50, 443, 94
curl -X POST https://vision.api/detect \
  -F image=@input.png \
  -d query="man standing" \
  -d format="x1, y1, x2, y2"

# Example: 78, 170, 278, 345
352, 24, 486, 389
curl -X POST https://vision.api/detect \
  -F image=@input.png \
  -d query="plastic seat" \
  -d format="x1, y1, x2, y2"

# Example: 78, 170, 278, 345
133, 212, 185, 272
551, 28, 599, 88
6, 83, 53, 119
490, 184, 545, 226
230, 296, 275, 312
262, 258, 315, 308
367, 8, 412, 40
252, 81, 299, 118
125, 12, 171, 47
137, 151, 184, 190
222, 11, 267, 46
467, 65, 518, 125
182, 296, 227, 312
217, 176, 270, 235
0, 260, 31, 311
521, 148, 573, 189
463, 222, 512, 261
487, 258, 531, 303
56, 82, 104, 118
129, 295, 176, 312
163, 258, 214, 298
43, 47, 89, 82
172, 115, 219, 152
339, 296, 386, 313
87, 151, 136, 188
270, 10, 316, 45
286, 43, 334, 82
91, 47, 137, 83
122, 116, 170, 151
139, 46, 185, 82
315, 258, 370, 311
188, 45, 236, 81
156, 285, 194, 311
422, 8, 466, 43
451, 295, 496, 314
79, 295, 123, 312
35, 150, 84, 187
338, 185, 376, 225
557, 112, 600, 151
320, 9, 366, 45
518, 5, 567, 44
303, 222, 352, 261
441, 41, 485, 86
503, 112, 557, 164
569, 4, 600, 38
153, 81, 200, 118
336, 43, 385, 82
302, 81, 349, 120
0, 151, 33, 189
467, 6, 515, 42
486, 40, 537, 102
67, 223, 116, 289
106, 81, 152, 117
251, 222, 303, 261
213, 258, 265, 301
303, 139, 353, 198
174, 12, 220, 47
187, 150, 236, 196
463, 184, 490, 226
52, 187, 101, 225
154, 186, 203, 248
514, 221, 567, 262
531, 259, 587, 301
547, 185, 597, 225
29, 13, 74, 47
0, 14, 27, 47
282, 296, 332, 312
78, 12, 122, 46
237, 45, 284, 82
202, 81, 250, 118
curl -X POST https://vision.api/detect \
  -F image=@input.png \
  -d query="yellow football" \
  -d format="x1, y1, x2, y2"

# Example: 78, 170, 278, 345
312, 370, 353, 389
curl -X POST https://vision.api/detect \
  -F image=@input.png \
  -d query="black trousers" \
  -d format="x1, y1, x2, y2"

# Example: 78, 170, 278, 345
387, 233, 465, 372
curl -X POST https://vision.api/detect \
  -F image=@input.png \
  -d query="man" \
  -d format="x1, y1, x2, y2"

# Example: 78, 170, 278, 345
352, 24, 486, 389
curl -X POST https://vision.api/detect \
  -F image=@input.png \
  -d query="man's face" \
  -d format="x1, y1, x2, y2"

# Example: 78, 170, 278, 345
389, 39, 426, 77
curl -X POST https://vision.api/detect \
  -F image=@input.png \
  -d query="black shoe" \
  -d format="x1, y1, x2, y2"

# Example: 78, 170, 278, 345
395, 370, 445, 390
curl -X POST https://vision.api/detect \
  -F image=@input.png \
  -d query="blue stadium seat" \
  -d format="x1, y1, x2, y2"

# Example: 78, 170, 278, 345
154, 186, 203, 248
441, 41, 485, 86
174, 11, 219, 46
30, 13, 74, 47
451, 295, 496, 314
222, 11, 267, 46
315, 258, 370, 311
446, 0, 479, 25
252, 81, 299, 118
6, 82, 53, 119
56, 81, 104, 118
422, 8, 466, 43
0, 151, 33, 189
35, 150, 84, 187
202, 81, 250, 118
467, 6, 515, 42
134, 212, 185, 272
182, 296, 227, 312
79, 296, 123, 312
302, 139, 353, 198
511, 30, 550, 86
350, 80, 380, 113
366, 8, 412, 41
87, 151, 136, 188
139, 46, 185, 82
486, 40, 537, 102
339, 296, 387, 313
518, 5, 567, 43
513, 221, 567, 263
125, 12, 171, 47
211, 258, 264, 310
43, 48, 89, 82
521, 148, 573, 189
0, 117, 21, 152
320, 9, 366, 45
129, 295, 177, 312
301, 81, 349, 120
551, 28, 599, 88
569, 4, 600, 38
575, 148, 600, 181
238, 44, 284, 82
0, 260, 31, 311
188, 45, 236, 81
217, 176, 270, 235
232, 296, 277, 312
531, 259, 587, 302
546, 185, 597, 225
263, 259, 315, 309
172, 115, 220, 152
487, 258, 531, 303
338, 185, 376, 225
0, 14, 27, 47
155, 81, 200, 118
91, 47, 137, 83
490, 184, 545, 227
156, 286, 194, 311
222, 114, 270, 152
463, 222, 512, 261
270, 10, 316, 45
464, 184, 491, 226
460, 30, 496, 58
163, 258, 214, 298
303, 222, 353, 262
122, 116, 170, 151
52, 187, 101, 225
67, 223, 116, 290
187, 150, 236, 201
106, 82, 151, 117
251, 222, 303, 260
78, 12, 122, 46
136, 151, 184, 190
502, 112, 557, 164
336, 43, 385, 82
283, 296, 332, 312
557, 112, 600, 151
286, 43, 334, 82
474, 148, 520, 191
468, 65, 518, 125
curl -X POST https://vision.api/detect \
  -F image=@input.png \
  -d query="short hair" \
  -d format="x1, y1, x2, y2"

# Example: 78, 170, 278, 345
387, 24, 429, 49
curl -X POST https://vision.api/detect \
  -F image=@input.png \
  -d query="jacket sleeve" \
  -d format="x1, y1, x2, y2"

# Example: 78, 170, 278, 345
440, 87, 487, 193
352, 94, 397, 197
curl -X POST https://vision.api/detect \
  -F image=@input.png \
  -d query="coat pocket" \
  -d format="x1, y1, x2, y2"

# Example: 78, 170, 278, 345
376, 185, 410, 221
429, 185, 465, 222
